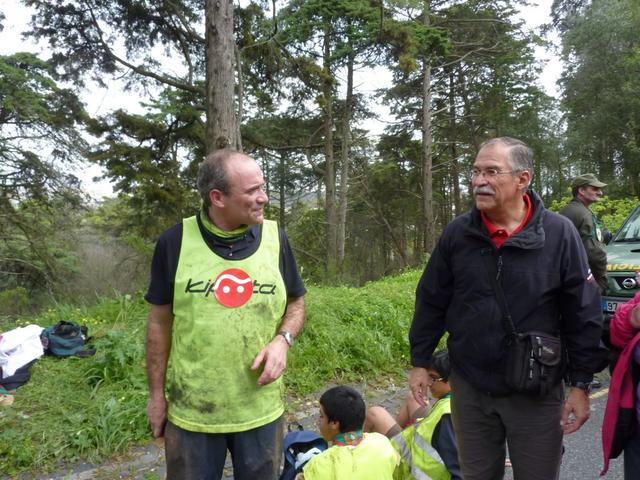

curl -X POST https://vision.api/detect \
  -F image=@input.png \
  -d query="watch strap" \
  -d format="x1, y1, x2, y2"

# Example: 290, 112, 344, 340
570, 381, 592, 393
278, 331, 294, 347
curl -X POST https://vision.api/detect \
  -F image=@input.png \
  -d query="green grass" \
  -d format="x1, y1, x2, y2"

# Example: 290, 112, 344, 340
0, 269, 426, 476
289, 269, 424, 393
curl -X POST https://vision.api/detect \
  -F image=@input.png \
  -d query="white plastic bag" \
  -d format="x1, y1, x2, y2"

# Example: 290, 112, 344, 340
0, 324, 44, 378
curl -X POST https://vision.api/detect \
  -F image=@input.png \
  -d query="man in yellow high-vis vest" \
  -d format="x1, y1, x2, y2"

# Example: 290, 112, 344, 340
145, 149, 306, 480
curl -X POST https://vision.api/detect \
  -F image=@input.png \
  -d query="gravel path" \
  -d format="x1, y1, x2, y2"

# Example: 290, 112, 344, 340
34, 375, 619, 480
41, 381, 408, 480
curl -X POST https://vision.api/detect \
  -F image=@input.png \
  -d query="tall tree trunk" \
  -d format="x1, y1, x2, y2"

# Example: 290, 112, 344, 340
322, 21, 337, 277
234, 44, 244, 152
449, 71, 461, 218
421, 1, 435, 253
205, 0, 238, 153
279, 152, 287, 227
337, 46, 354, 275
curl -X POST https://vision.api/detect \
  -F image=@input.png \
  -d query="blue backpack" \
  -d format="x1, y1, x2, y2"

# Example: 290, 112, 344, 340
280, 423, 328, 480
41, 321, 96, 357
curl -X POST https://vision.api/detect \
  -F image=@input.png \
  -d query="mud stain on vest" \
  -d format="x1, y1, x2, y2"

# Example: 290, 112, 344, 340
170, 381, 220, 414
169, 382, 184, 406
179, 343, 201, 363
199, 401, 217, 414
252, 302, 272, 319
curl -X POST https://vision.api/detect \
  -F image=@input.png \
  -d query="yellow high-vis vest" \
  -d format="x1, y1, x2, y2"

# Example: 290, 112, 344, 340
168, 217, 287, 433
392, 396, 452, 480
303, 432, 399, 480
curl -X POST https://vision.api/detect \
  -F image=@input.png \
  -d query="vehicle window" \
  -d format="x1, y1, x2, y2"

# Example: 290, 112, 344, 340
615, 207, 640, 242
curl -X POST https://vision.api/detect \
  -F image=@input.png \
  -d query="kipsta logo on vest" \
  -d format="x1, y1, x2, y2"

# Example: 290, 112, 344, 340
184, 268, 277, 305
212, 268, 253, 308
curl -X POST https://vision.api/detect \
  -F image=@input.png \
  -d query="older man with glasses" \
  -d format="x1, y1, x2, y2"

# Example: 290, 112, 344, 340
409, 137, 606, 480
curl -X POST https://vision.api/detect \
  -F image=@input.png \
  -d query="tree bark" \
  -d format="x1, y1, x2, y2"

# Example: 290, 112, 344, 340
449, 71, 461, 218
421, 0, 435, 253
279, 152, 287, 227
205, 0, 238, 153
322, 21, 337, 277
337, 46, 354, 275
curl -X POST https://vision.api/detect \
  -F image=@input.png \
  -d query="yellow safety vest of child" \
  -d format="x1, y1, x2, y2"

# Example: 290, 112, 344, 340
168, 216, 287, 433
303, 432, 398, 480
392, 396, 452, 480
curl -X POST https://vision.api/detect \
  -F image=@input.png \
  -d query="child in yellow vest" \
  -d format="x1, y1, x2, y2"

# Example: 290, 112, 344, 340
364, 349, 462, 480
296, 385, 399, 480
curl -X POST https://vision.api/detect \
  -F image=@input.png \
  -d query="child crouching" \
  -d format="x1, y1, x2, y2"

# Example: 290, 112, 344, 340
297, 385, 399, 480
364, 349, 462, 480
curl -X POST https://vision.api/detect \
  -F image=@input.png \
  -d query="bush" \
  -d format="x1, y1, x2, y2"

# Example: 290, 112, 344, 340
0, 286, 29, 317
286, 269, 424, 394
549, 196, 638, 233
0, 294, 150, 476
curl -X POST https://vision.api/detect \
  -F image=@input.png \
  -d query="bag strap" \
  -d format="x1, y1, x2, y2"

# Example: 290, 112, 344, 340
287, 422, 304, 433
76, 346, 97, 357
481, 249, 518, 338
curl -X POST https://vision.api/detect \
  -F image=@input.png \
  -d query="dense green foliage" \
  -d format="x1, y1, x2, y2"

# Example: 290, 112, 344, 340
2, 0, 638, 297
0, 269, 424, 475
549, 196, 638, 234
558, 0, 640, 196
0, 52, 89, 298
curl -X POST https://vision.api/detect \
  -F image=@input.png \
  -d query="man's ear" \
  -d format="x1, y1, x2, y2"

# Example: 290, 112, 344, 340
577, 186, 587, 197
517, 170, 531, 191
209, 189, 225, 208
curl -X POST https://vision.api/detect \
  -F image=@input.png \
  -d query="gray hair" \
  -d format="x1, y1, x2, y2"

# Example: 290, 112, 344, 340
197, 149, 245, 206
480, 137, 535, 181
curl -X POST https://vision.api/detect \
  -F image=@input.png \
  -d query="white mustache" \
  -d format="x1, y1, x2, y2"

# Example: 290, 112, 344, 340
473, 186, 495, 195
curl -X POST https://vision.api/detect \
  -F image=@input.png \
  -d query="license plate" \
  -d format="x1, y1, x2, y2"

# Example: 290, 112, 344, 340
603, 300, 620, 313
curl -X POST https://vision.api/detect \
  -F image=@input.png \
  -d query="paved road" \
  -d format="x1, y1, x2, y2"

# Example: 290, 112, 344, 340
503, 386, 623, 480
43, 383, 625, 479
560, 386, 623, 479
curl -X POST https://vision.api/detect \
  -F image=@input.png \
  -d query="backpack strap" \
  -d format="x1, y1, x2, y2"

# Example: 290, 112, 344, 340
76, 346, 97, 357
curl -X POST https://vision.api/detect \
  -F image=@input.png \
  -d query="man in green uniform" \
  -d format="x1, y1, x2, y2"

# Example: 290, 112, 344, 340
559, 173, 608, 294
145, 149, 306, 480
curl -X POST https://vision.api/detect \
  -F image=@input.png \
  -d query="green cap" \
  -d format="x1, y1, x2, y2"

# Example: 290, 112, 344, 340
571, 173, 607, 189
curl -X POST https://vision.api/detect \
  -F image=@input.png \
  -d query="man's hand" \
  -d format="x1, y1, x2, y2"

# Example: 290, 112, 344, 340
561, 387, 590, 434
147, 395, 168, 438
409, 367, 430, 407
251, 335, 289, 385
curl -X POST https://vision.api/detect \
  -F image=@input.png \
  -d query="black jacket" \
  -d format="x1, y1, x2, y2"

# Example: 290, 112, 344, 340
410, 191, 606, 395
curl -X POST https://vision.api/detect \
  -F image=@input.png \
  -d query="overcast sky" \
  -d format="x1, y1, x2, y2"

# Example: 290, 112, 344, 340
1, 0, 561, 199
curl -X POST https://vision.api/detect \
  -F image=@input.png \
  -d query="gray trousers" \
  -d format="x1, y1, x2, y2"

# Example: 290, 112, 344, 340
165, 416, 283, 480
450, 370, 564, 480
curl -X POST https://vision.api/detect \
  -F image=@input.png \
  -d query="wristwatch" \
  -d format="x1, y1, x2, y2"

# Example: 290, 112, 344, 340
570, 381, 592, 393
278, 331, 294, 347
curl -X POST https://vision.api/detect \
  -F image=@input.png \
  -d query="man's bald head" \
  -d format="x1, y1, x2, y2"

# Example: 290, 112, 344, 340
197, 149, 252, 207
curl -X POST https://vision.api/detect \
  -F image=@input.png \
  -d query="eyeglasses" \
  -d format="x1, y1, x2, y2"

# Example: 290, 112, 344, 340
469, 168, 517, 179
427, 376, 444, 385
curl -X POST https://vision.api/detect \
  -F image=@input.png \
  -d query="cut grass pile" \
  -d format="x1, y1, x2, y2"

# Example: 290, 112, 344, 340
0, 268, 424, 476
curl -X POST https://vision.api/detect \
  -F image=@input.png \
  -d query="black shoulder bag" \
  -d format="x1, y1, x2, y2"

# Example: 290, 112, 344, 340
484, 253, 564, 397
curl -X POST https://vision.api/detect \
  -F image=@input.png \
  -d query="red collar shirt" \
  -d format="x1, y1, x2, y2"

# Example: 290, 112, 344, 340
480, 193, 533, 249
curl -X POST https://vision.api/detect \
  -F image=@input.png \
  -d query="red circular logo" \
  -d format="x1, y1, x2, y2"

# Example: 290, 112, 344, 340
213, 268, 253, 308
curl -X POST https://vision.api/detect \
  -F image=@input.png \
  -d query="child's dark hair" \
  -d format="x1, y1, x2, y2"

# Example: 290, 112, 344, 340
426, 349, 451, 381
319, 385, 366, 432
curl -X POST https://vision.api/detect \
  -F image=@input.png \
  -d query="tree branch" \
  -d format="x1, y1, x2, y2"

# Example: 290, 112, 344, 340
83, 0, 202, 94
